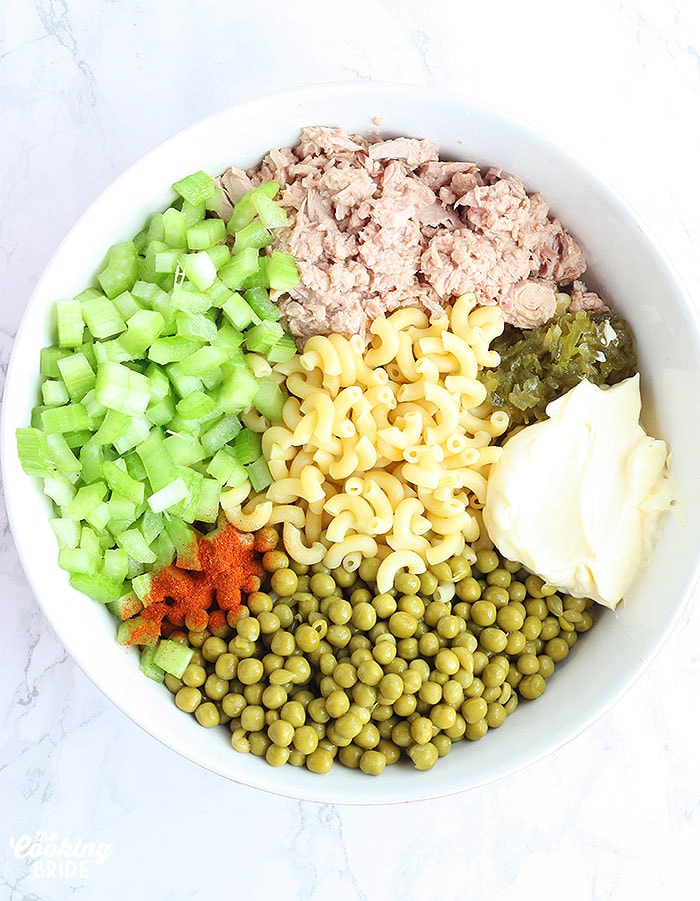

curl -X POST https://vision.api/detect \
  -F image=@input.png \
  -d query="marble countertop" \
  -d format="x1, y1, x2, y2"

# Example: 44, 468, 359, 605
2, 1, 699, 899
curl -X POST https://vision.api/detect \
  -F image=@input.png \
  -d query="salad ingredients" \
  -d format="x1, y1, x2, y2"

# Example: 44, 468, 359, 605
164, 543, 596, 774
216, 126, 606, 343
480, 309, 638, 428
482, 376, 676, 609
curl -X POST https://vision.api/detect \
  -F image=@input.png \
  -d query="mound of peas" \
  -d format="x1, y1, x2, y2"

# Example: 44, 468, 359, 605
161, 530, 595, 776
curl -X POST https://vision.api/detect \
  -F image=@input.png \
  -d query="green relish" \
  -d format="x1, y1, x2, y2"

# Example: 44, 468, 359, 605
480, 310, 638, 429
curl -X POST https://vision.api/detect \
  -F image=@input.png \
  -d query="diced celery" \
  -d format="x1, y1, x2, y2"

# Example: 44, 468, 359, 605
119, 309, 165, 356
181, 199, 206, 226
240, 255, 269, 290
268, 250, 301, 291
163, 516, 199, 570
227, 181, 280, 233
112, 416, 151, 454
244, 287, 280, 322
218, 247, 260, 290
71, 571, 125, 604
234, 428, 263, 465
169, 466, 203, 523
103, 459, 145, 505
108, 592, 144, 621
112, 290, 143, 320
164, 433, 206, 466
50, 517, 81, 549
116, 615, 160, 646
182, 252, 218, 292
16, 428, 55, 478
84, 500, 111, 531
148, 478, 189, 513
131, 571, 153, 602
139, 509, 164, 545
267, 333, 298, 363
96, 242, 139, 299
45, 433, 81, 474
233, 220, 273, 253
147, 213, 166, 243
59, 546, 98, 575
149, 530, 176, 569
178, 345, 230, 378
40, 346, 72, 378
222, 292, 260, 330
172, 171, 217, 206
41, 379, 70, 407
56, 300, 85, 348
78, 441, 104, 484
148, 335, 202, 365
195, 478, 221, 523
245, 457, 273, 492
43, 474, 76, 508
40, 403, 91, 434
171, 283, 211, 314
146, 394, 176, 426
152, 639, 194, 677
245, 320, 284, 354
205, 244, 231, 271
206, 279, 233, 309
175, 310, 217, 344
211, 323, 245, 352
108, 494, 139, 525
81, 296, 127, 339
176, 391, 217, 421
66, 481, 107, 520
199, 414, 242, 456
114, 528, 157, 564
165, 362, 203, 400
205, 446, 238, 483
253, 380, 287, 422
162, 207, 188, 248
95, 361, 151, 416
135, 429, 177, 491
102, 547, 130, 583
139, 645, 165, 682
186, 218, 226, 251
217, 365, 259, 413
92, 409, 130, 445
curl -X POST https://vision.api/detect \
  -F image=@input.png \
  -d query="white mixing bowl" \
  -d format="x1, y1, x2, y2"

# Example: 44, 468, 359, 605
3, 82, 699, 804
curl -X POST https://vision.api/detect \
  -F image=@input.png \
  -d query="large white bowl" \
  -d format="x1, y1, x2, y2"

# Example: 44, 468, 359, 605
3, 82, 700, 804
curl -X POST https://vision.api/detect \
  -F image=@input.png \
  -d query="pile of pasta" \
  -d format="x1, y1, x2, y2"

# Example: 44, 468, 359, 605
221, 294, 509, 593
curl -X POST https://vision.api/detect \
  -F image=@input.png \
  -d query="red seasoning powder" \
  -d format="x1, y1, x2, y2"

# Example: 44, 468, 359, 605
134, 524, 263, 641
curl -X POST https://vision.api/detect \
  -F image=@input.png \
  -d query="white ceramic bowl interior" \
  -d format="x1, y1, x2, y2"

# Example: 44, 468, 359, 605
3, 82, 700, 804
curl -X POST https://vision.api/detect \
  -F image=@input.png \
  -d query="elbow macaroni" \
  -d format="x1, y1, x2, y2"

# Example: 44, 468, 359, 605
222, 295, 507, 577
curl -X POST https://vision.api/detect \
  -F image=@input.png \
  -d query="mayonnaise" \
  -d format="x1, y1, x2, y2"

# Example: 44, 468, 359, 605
482, 375, 676, 609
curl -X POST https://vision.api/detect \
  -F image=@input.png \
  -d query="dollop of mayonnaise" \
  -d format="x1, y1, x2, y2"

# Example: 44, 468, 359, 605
482, 375, 676, 609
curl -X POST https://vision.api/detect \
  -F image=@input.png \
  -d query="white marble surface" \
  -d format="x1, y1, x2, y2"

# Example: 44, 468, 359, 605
2, 1, 699, 898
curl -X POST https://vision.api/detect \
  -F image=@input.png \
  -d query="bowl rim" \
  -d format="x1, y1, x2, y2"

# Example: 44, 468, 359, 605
3, 80, 700, 804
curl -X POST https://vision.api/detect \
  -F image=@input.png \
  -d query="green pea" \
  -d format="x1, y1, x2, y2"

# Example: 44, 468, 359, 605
262, 684, 288, 710
309, 572, 337, 598
519, 674, 546, 700
394, 572, 421, 595
351, 602, 377, 631
201, 636, 228, 662
389, 611, 417, 639
359, 749, 386, 776
455, 576, 482, 602
358, 557, 381, 583
222, 692, 246, 718
479, 627, 508, 654
419, 571, 439, 596
372, 593, 397, 618
182, 663, 207, 688
398, 594, 425, 619
195, 701, 220, 728
175, 686, 202, 713
474, 549, 499, 574
204, 674, 229, 701
270, 630, 296, 657
410, 717, 434, 745
407, 742, 439, 770
237, 658, 264, 685
465, 719, 489, 741
471, 600, 497, 627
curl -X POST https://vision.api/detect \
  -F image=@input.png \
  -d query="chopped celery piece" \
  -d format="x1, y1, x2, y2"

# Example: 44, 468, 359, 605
92, 409, 130, 445
218, 247, 260, 290
119, 310, 165, 356
113, 417, 151, 454
240, 255, 269, 290
171, 284, 211, 314
40, 403, 91, 434
176, 391, 217, 421
253, 380, 287, 422
205, 446, 239, 483
212, 323, 245, 350
135, 429, 177, 491
40, 346, 72, 378
162, 207, 188, 248
102, 547, 130, 583
267, 333, 298, 363
114, 528, 157, 564
227, 181, 280, 233
268, 250, 300, 291
222, 292, 260, 330
154, 250, 179, 274
178, 345, 230, 377
175, 311, 218, 343
96, 242, 139, 300
43, 475, 76, 508
234, 428, 262, 465
195, 478, 221, 523
66, 481, 108, 520
131, 571, 153, 602
139, 645, 165, 682
147, 213, 165, 243
108, 592, 144, 621
56, 300, 85, 348
16, 428, 56, 477
95, 361, 151, 416
116, 615, 160, 646
152, 639, 194, 677
70, 571, 125, 604
245, 320, 284, 354
112, 290, 143, 320
251, 191, 289, 229
233, 220, 273, 253
81, 296, 127, 339
165, 362, 203, 399
103, 459, 145, 505
107, 494, 138, 525
79, 441, 105, 484
45, 433, 81, 474
244, 287, 280, 322
217, 365, 259, 413
59, 546, 98, 575
41, 379, 70, 407
148, 477, 189, 513
181, 199, 206, 226
148, 336, 202, 365
172, 171, 217, 206
186, 218, 226, 250
205, 244, 231, 271
245, 457, 273, 492
200, 414, 242, 456
50, 517, 82, 549
163, 516, 199, 570
181, 252, 218, 291
164, 432, 206, 466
